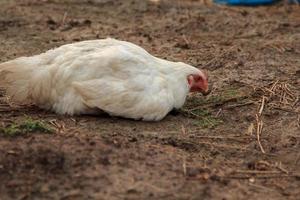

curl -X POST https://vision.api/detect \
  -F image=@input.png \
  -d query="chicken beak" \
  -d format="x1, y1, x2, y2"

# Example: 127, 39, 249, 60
202, 87, 211, 96
200, 83, 211, 96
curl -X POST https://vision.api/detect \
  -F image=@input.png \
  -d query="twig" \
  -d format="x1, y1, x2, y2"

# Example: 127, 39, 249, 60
277, 162, 289, 174
263, 88, 276, 95
191, 135, 253, 142
215, 108, 222, 117
284, 84, 296, 98
196, 141, 249, 151
192, 135, 241, 139
182, 158, 187, 176
226, 174, 300, 179
224, 101, 254, 109
248, 183, 276, 191
247, 123, 254, 136
181, 125, 187, 135
255, 114, 265, 154
258, 96, 266, 116
49, 119, 66, 134
61, 11, 68, 26
271, 106, 300, 114
270, 80, 279, 91
234, 170, 281, 174
182, 35, 190, 46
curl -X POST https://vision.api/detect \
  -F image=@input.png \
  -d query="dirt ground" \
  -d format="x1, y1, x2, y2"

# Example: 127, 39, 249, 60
0, 0, 299, 199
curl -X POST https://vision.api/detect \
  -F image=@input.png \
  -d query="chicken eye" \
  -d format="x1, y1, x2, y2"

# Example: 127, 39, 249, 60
194, 75, 201, 82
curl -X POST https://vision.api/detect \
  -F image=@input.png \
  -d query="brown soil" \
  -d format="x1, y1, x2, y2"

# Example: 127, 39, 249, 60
0, 0, 299, 199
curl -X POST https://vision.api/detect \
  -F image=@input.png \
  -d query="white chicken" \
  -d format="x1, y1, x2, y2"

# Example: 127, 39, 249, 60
0, 38, 209, 121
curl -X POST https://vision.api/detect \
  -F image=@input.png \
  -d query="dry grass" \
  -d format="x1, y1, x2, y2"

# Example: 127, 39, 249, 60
253, 80, 299, 153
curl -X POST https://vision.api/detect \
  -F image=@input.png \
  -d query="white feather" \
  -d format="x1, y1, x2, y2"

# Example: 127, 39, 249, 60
0, 38, 202, 121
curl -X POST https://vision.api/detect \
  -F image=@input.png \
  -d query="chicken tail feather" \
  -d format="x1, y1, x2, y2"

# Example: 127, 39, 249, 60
0, 57, 50, 104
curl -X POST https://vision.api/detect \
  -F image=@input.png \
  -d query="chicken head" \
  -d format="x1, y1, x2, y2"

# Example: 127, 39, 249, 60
187, 72, 210, 95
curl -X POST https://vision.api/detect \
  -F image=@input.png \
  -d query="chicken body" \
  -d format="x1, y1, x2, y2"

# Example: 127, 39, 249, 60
0, 38, 204, 121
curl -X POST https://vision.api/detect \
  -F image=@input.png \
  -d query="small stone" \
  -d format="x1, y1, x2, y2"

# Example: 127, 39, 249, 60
249, 177, 255, 183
